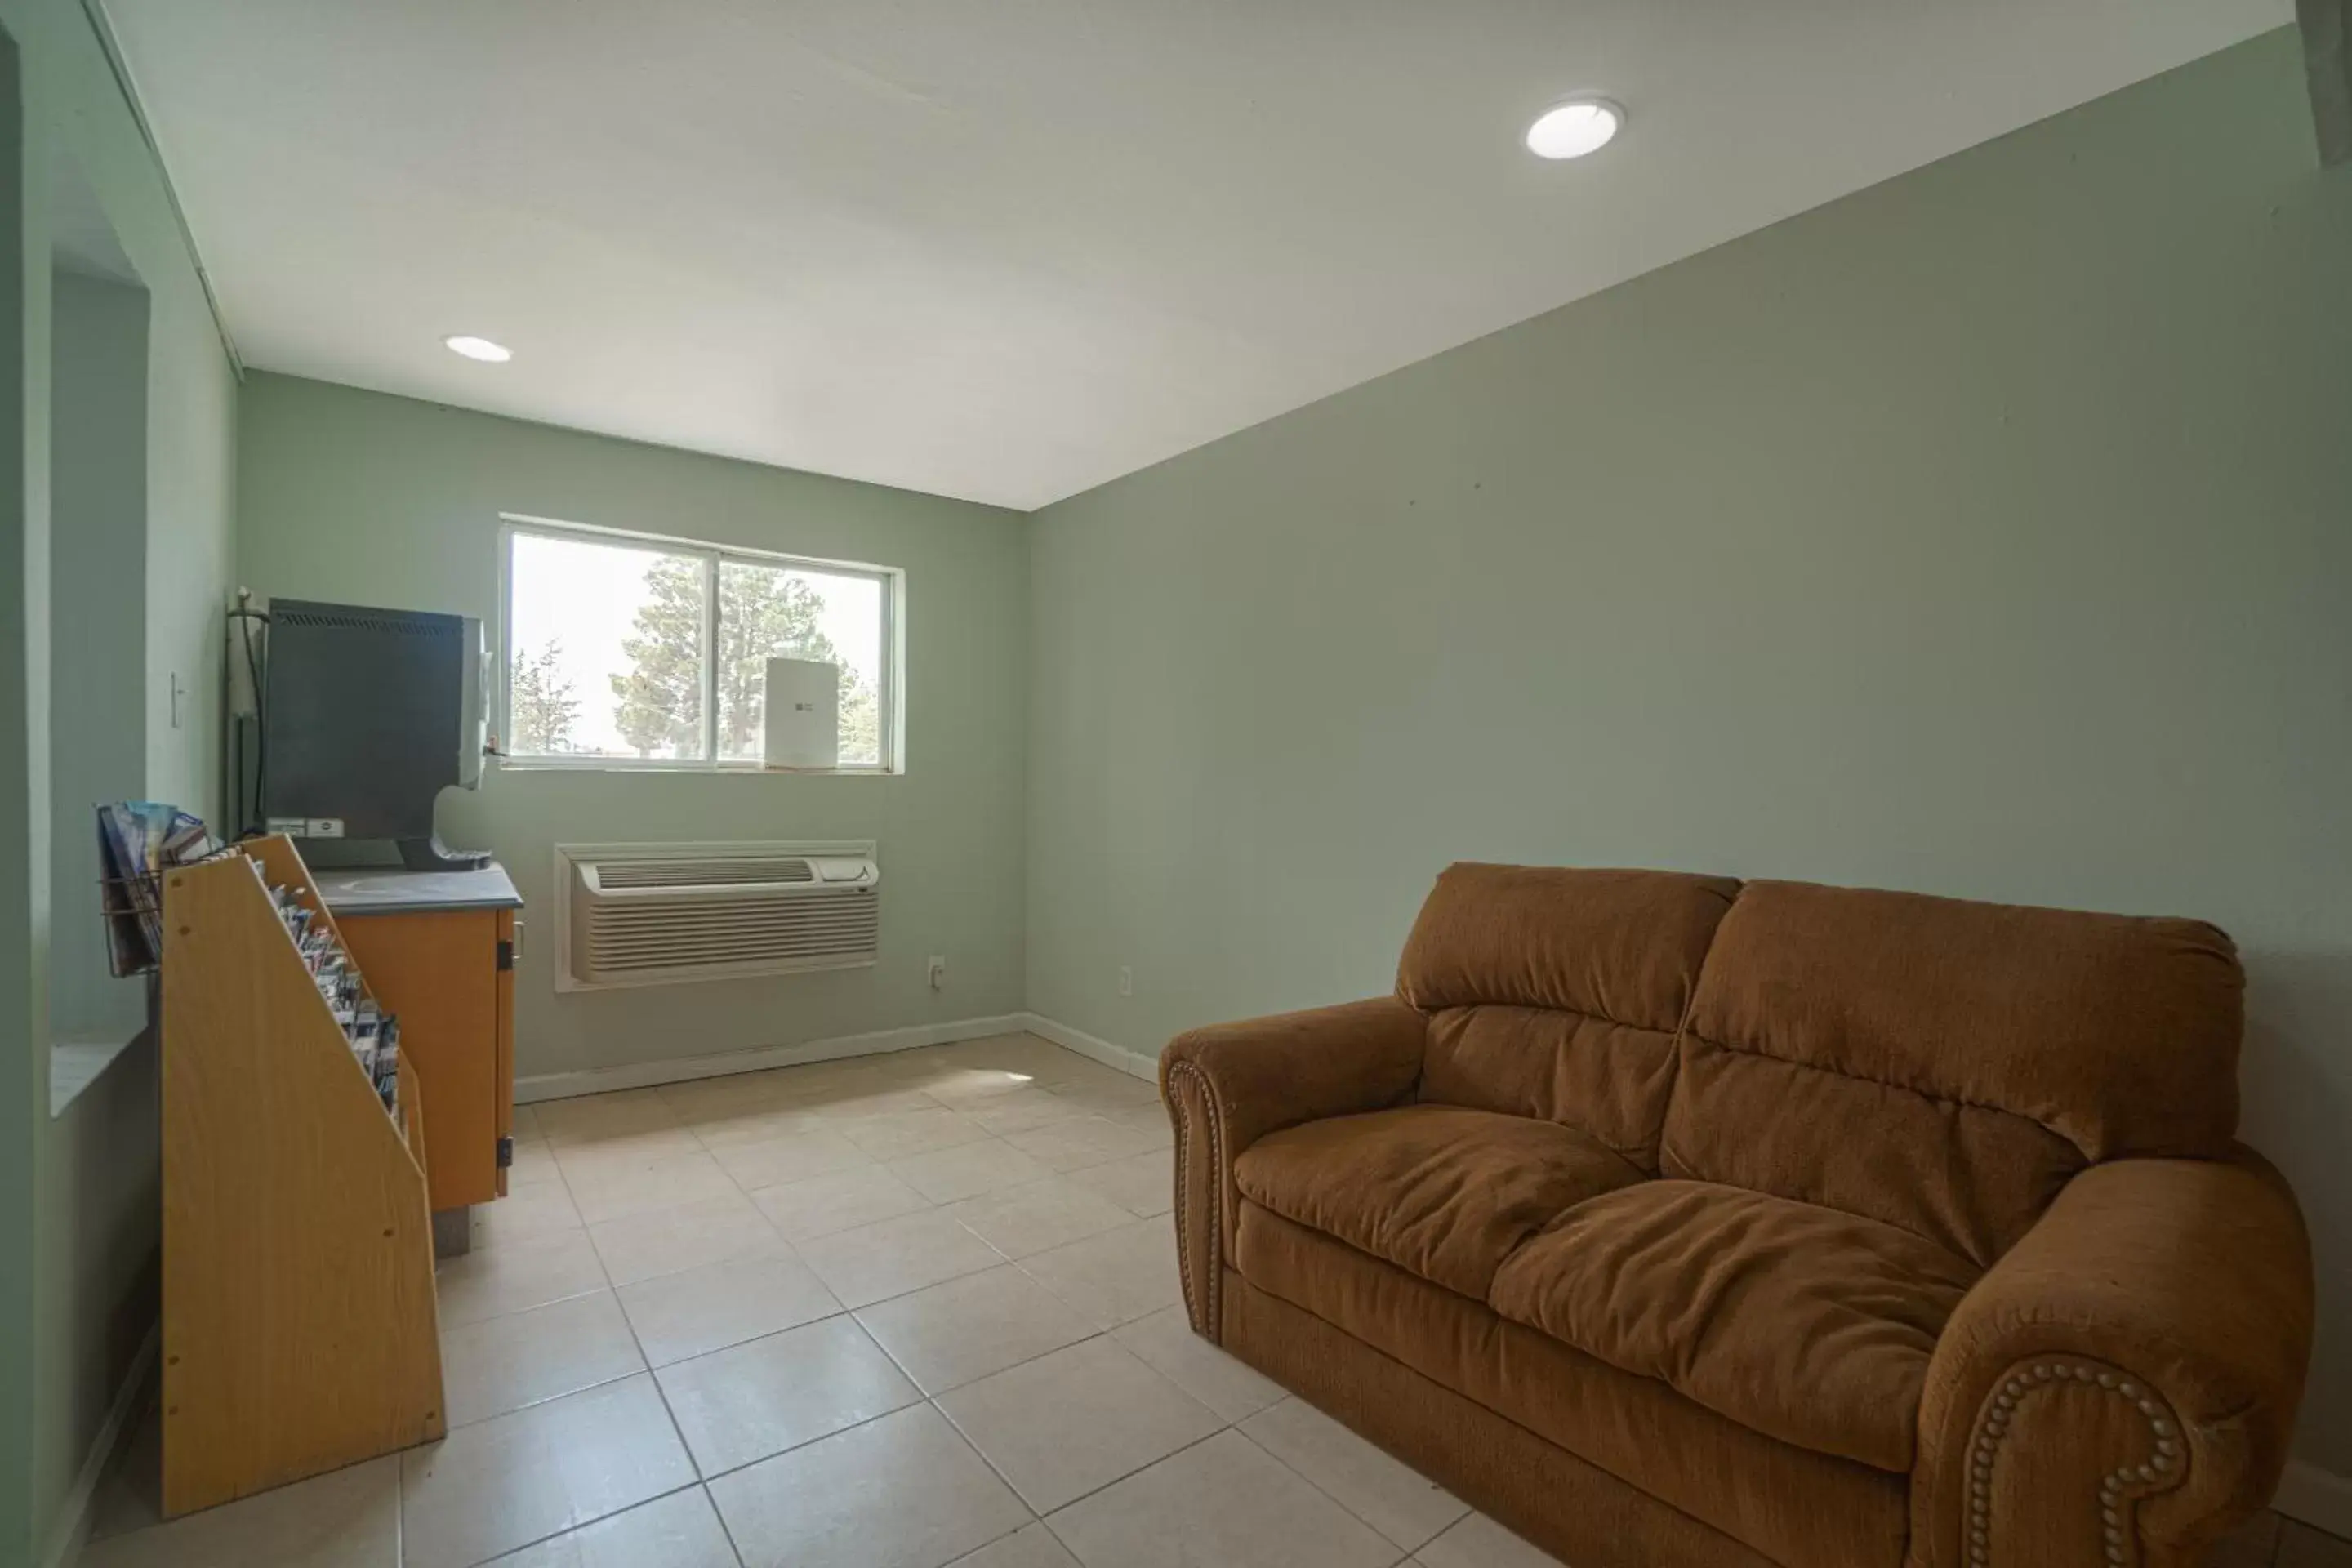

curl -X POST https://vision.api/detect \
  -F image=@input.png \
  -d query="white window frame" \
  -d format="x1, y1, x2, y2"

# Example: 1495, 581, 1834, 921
496, 512, 905, 774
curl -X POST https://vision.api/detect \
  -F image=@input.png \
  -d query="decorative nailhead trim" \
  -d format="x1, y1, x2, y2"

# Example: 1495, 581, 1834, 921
1164, 1060, 1227, 1342
1966, 1359, 2181, 1568
1166, 1064, 1200, 1325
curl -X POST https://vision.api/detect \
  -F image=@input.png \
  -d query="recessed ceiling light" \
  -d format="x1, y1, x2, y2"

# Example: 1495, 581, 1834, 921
1526, 99, 1624, 160
443, 334, 513, 363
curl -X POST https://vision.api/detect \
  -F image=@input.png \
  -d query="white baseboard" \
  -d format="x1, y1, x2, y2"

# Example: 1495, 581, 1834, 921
2278, 1459, 2352, 1539
1016, 1013, 1159, 1082
42, 1321, 159, 1568
515, 1014, 1029, 1102
512, 1011, 1163, 1105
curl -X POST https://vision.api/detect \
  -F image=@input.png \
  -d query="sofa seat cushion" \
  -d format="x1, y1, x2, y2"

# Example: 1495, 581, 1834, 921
1233, 1201, 1910, 1568
1233, 1104, 1646, 1299
1488, 1180, 1981, 1472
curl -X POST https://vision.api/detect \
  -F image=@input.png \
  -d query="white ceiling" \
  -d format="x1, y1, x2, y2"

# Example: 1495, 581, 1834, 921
109, 1, 2287, 511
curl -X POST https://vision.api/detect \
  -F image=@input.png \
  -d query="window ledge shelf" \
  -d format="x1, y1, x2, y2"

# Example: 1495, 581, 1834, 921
493, 760, 900, 777
51, 1034, 145, 1118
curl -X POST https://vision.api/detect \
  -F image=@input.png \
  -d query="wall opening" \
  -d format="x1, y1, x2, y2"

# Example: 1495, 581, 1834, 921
46, 154, 150, 1064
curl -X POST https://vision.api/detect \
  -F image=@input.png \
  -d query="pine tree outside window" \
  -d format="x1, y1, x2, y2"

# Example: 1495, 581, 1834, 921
498, 515, 900, 772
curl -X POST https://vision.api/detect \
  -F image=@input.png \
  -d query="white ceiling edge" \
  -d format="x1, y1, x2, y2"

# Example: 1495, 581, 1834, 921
106, 2, 2293, 512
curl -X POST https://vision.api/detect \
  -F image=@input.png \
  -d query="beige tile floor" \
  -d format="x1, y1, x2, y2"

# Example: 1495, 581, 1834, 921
73, 1031, 2344, 1568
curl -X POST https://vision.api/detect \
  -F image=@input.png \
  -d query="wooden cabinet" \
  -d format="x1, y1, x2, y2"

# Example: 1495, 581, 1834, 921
336, 906, 515, 1209
318, 866, 522, 1214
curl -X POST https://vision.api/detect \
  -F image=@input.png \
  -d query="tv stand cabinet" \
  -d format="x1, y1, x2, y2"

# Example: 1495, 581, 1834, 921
314, 862, 523, 1253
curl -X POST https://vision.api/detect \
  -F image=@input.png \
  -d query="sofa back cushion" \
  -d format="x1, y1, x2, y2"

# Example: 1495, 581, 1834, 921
1662, 879, 2243, 1265
1397, 864, 1740, 1169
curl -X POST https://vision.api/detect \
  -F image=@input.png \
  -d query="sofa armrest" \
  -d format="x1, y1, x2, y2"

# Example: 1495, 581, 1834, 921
1160, 998, 1426, 1339
1912, 1148, 2312, 1568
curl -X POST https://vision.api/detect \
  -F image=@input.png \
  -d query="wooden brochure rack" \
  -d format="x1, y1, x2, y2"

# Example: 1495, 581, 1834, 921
159, 835, 445, 1516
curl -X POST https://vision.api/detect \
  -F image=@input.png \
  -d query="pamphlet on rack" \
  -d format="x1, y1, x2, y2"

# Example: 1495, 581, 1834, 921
265, 879, 401, 1118
96, 801, 218, 976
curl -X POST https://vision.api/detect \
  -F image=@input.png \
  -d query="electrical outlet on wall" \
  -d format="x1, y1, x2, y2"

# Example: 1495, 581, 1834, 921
1117, 965, 1133, 997
928, 955, 947, 990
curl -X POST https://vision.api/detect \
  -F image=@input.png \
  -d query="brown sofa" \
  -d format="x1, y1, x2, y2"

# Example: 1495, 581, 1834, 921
1160, 865, 2314, 1568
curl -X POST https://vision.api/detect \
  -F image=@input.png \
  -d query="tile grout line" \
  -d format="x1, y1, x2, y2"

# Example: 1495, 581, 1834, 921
1030, 1424, 1235, 1550
443, 1040, 1169, 1566
452, 1191, 1156, 1495
443, 1209, 1142, 1391
88, 1040, 1178, 1568
423, 1302, 1379, 1568
702, 1484, 752, 1568
550, 1232, 712, 1567
846, 1301, 1106, 1406
446, 1480, 709, 1568
453, 1167, 1162, 1334
450, 1112, 1165, 1382
900, 1388, 1050, 1560
632, 1298, 1195, 1494
683, 1391, 928, 1490
434, 1142, 708, 1568
1223, 1416, 1464, 1558
930, 1348, 1233, 1524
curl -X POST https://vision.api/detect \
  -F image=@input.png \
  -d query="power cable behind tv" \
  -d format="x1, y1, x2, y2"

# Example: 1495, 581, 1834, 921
228, 589, 270, 839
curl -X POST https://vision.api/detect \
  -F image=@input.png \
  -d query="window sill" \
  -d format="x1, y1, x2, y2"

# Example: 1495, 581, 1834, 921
494, 757, 900, 777
52, 1034, 145, 1118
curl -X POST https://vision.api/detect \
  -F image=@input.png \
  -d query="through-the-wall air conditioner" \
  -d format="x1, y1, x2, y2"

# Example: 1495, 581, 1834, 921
557, 841, 879, 990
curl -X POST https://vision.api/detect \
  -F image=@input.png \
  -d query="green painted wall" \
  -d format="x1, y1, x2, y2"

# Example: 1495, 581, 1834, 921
1028, 27, 2352, 1482
48, 270, 147, 1045
0, 2, 237, 1563
29, 1036, 154, 1567
0, 24, 42, 1563
235, 374, 1029, 1084
35, 270, 159, 1568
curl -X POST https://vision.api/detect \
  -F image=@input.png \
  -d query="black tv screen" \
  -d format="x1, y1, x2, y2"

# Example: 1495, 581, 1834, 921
261, 599, 472, 843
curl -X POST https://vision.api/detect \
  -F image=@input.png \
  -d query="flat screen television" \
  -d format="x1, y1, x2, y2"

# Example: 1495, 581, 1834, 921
261, 598, 489, 870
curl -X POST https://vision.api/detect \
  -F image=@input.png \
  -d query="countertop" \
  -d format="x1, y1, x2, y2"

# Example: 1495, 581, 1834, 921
312, 862, 524, 915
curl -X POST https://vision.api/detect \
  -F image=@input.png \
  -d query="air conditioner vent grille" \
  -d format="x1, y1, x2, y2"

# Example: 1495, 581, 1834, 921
596, 858, 816, 889
559, 841, 878, 989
